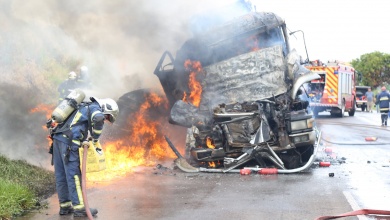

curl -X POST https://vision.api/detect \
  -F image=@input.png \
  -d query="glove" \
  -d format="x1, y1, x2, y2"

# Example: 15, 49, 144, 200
92, 139, 102, 149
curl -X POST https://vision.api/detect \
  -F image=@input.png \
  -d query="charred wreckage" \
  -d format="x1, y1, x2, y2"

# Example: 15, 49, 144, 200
153, 3, 322, 173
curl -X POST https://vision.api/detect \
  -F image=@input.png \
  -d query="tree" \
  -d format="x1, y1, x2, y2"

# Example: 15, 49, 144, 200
351, 51, 390, 87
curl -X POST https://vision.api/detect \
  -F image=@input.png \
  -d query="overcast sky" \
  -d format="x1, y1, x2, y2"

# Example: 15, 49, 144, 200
252, 0, 389, 62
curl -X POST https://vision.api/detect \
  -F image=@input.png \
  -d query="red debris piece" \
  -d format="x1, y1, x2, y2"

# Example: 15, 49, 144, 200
258, 168, 278, 175
240, 169, 251, 175
319, 161, 331, 167
324, 147, 332, 154
365, 137, 377, 141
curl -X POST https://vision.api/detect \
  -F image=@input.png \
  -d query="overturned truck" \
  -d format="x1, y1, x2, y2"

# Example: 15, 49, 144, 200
154, 6, 322, 173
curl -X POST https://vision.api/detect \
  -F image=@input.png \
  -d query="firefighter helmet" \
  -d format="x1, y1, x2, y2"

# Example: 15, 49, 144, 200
68, 71, 77, 80
91, 97, 119, 123
80, 66, 88, 78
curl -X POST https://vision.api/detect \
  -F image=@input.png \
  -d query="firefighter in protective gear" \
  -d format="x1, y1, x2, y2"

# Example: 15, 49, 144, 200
58, 71, 79, 103
51, 97, 119, 217
77, 66, 91, 89
376, 86, 390, 126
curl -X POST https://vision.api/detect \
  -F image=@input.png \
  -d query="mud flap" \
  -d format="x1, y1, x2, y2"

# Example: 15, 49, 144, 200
165, 135, 199, 173
174, 158, 199, 173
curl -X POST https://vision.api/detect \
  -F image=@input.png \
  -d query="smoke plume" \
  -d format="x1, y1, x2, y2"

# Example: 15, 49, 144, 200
0, 0, 243, 167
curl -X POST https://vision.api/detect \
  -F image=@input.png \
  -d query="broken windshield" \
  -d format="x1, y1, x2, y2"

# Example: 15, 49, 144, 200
205, 26, 287, 66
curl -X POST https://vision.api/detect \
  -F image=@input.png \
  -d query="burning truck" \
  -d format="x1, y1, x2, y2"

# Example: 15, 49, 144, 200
121, 2, 322, 173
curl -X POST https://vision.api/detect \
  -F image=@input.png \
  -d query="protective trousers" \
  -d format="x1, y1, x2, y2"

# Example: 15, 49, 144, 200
381, 112, 388, 126
53, 140, 85, 209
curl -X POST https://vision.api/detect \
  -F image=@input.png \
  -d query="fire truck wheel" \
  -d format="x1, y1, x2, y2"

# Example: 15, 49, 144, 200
337, 100, 345, 117
348, 100, 356, 116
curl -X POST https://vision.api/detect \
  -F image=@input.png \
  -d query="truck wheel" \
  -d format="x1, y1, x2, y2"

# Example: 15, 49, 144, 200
337, 101, 345, 117
348, 99, 356, 116
361, 106, 366, 112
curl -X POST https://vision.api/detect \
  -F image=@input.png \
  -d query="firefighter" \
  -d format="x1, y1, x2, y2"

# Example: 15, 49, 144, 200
58, 71, 79, 103
77, 66, 91, 89
51, 97, 119, 217
376, 86, 390, 126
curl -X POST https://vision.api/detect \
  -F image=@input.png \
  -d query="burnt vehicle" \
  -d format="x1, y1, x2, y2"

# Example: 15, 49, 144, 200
153, 2, 322, 173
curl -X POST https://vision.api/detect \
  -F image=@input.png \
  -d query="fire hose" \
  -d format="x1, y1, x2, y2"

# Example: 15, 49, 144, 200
315, 209, 390, 220
81, 141, 93, 220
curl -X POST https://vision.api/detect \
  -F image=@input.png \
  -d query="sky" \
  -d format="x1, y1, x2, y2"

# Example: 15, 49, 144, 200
252, 0, 390, 63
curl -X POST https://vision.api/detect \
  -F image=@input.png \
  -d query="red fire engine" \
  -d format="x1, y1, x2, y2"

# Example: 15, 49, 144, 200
305, 60, 356, 117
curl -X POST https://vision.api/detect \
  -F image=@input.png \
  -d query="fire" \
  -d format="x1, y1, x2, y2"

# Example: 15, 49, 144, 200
183, 60, 203, 107
208, 161, 216, 168
86, 92, 178, 182
30, 103, 55, 130
246, 35, 260, 52
29, 103, 55, 119
206, 137, 215, 149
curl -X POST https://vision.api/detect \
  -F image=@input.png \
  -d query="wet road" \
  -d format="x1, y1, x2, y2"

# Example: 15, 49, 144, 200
20, 110, 390, 220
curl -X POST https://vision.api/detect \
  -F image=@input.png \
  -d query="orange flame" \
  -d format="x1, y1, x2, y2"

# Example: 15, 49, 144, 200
29, 103, 54, 119
246, 35, 260, 52
86, 92, 179, 182
206, 137, 215, 149
183, 60, 203, 107
208, 161, 216, 168
30, 103, 55, 130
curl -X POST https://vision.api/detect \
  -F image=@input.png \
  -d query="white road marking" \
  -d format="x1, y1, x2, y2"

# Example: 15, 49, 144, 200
343, 191, 367, 220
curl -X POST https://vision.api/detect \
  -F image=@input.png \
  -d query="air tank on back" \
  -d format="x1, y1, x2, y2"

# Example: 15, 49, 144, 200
52, 89, 85, 123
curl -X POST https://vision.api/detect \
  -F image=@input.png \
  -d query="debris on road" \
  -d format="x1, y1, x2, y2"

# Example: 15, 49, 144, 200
240, 169, 251, 175
365, 137, 377, 141
319, 161, 331, 167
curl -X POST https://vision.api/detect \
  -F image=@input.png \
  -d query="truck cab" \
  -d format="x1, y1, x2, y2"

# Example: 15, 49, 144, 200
153, 2, 321, 172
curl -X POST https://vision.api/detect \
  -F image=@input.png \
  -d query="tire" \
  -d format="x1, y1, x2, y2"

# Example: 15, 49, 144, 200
349, 99, 356, 116
361, 106, 366, 112
337, 100, 345, 117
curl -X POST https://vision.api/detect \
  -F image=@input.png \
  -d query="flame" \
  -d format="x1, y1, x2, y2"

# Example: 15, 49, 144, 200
208, 161, 216, 168
246, 35, 260, 52
206, 137, 215, 149
86, 92, 179, 182
30, 103, 55, 130
183, 60, 203, 107
29, 103, 54, 119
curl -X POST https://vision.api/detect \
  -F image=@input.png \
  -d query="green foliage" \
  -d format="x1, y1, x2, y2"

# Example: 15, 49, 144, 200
0, 180, 36, 219
0, 155, 55, 219
351, 51, 390, 87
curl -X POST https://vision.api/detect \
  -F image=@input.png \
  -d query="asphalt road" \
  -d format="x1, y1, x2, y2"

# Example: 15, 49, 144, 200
20, 110, 390, 220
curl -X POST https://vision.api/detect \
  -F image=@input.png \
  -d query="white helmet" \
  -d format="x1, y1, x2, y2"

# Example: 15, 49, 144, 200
68, 71, 77, 80
91, 97, 119, 123
80, 66, 88, 74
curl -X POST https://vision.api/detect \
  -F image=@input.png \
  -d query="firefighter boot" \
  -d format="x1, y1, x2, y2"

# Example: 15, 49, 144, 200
74, 207, 98, 217
59, 202, 74, 215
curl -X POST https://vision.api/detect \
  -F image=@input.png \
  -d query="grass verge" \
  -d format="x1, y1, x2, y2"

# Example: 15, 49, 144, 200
0, 155, 55, 219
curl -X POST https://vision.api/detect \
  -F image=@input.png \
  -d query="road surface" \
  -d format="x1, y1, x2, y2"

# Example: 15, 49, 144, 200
20, 110, 390, 220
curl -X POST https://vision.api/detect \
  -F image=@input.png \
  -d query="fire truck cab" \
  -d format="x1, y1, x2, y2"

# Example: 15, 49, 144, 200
306, 60, 356, 117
